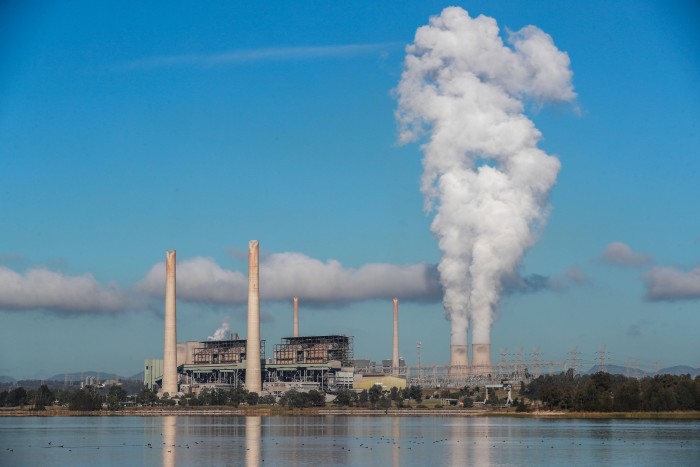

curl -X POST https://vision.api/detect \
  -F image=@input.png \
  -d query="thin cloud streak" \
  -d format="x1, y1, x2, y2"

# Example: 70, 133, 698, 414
116, 42, 399, 71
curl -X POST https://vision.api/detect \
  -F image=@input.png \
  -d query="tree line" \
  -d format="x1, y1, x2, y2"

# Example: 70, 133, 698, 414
522, 370, 700, 411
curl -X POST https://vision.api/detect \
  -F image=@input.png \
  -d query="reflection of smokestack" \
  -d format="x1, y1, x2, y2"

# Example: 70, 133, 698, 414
245, 416, 261, 467
293, 296, 299, 337
162, 250, 178, 395
245, 240, 262, 393
162, 415, 176, 467
449, 345, 468, 375
392, 297, 399, 375
471, 344, 491, 372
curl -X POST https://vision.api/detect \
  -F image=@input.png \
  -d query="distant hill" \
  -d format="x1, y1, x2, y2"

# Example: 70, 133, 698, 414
0, 375, 16, 384
658, 366, 699, 378
587, 364, 651, 377
130, 371, 145, 381
46, 371, 143, 382
586, 364, 699, 378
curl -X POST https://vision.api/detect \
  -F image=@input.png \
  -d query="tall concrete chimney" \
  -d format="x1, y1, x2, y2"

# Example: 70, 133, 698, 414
471, 344, 492, 373
392, 297, 399, 375
449, 345, 469, 376
245, 240, 262, 393
162, 250, 178, 396
293, 296, 299, 337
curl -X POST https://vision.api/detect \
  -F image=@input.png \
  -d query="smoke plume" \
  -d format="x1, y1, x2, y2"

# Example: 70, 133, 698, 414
396, 8, 575, 348
208, 320, 231, 341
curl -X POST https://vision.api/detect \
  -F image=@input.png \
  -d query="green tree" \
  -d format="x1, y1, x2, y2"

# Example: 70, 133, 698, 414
7, 387, 27, 407
358, 390, 369, 407
136, 387, 159, 406
368, 385, 382, 407
33, 385, 54, 410
408, 386, 422, 403
334, 389, 356, 407
106, 385, 127, 411
70, 388, 103, 411
245, 392, 260, 406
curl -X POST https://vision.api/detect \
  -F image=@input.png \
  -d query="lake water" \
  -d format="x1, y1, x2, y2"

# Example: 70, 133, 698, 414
1, 415, 698, 466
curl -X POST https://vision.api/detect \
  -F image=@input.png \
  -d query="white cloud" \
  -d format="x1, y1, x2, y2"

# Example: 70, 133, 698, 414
0, 266, 128, 314
136, 252, 441, 305
601, 242, 651, 267
644, 266, 700, 301
116, 43, 397, 71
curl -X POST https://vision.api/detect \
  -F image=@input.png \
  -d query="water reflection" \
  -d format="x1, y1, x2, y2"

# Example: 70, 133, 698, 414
162, 415, 176, 467
246, 416, 261, 467
392, 416, 400, 467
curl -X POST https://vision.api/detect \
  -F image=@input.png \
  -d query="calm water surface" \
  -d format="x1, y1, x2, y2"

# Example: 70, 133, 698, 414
1, 415, 698, 466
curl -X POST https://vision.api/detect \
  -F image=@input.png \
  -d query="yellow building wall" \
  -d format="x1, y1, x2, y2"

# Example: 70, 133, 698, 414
353, 375, 407, 390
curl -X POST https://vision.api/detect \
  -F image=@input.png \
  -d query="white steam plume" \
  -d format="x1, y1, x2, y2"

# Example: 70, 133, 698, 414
208, 320, 231, 341
396, 8, 575, 347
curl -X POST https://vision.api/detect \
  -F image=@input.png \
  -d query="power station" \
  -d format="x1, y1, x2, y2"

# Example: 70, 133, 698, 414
147, 241, 540, 397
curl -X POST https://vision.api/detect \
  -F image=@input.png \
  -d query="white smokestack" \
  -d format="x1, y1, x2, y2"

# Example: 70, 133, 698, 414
392, 297, 399, 375
293, 296, 299, 337
245, 240, 262, 393
162, 250, 178, 396
396, 7, 575, 362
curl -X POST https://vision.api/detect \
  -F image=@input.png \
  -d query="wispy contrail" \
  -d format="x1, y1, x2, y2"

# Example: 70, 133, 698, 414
396, 7, 575, 358
115, 42, 398, 71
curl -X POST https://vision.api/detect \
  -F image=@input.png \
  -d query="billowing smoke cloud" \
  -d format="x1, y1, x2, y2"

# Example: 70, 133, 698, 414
208, 320, 231, 340
137, 252, 441, 305
602, 242, 651, 267
0, 266, 128, 313
396, 8, 575, 347
644, 266, 700, 301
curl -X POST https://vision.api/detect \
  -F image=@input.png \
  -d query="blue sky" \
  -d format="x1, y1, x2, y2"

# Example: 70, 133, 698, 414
1, 1, 698, 379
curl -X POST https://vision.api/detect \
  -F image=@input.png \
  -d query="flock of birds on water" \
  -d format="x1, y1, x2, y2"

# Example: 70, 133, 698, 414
2, 426, 695, 463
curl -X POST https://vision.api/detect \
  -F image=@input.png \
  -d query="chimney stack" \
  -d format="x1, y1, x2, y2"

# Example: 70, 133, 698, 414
162, 250, 178, 395
293, 296, 299, 337
245, 240, 262, 393
392, 297, 399, 376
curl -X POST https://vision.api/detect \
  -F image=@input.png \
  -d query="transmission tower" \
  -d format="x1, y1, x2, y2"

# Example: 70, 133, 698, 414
596, 345, 608, 373
567, 347, 579, 375
499, 348, 507, 377
516, 348, 525, 377
532, 347, 541, 377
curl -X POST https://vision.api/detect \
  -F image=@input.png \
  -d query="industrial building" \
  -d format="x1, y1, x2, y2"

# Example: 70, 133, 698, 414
146, 241, 536, 397
147, 335, 354, 394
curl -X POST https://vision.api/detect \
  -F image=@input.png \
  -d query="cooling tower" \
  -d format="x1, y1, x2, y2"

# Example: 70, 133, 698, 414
293, 296, 299, 337
162, 250, 178, 396
449, 344, 469, 375
392, 297, 399, 375
471, 344, 492, 373
245, 240, 262, 393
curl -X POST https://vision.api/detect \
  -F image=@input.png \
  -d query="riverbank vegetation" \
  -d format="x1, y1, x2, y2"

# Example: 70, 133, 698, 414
2, 372, 698, 416
522, 370, 700, 412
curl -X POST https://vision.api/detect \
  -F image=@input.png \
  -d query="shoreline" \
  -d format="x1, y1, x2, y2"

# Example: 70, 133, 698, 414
2, 406, 699, 419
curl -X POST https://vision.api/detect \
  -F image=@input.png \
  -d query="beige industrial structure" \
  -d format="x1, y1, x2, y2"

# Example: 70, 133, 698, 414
293, 296, 299, 337
392, 297, 399, 376
472, 343, 492, 371
245, 240, 262, 393
161, 250, 178, 395
450, 344, 469, 376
